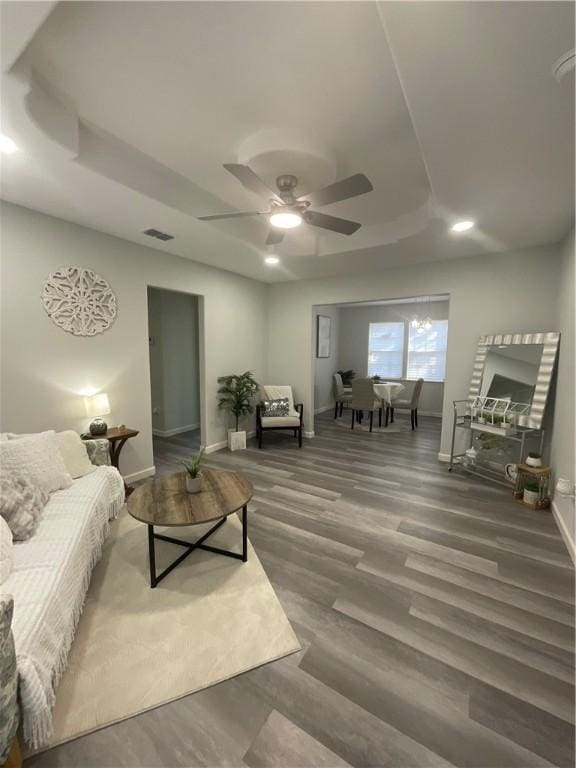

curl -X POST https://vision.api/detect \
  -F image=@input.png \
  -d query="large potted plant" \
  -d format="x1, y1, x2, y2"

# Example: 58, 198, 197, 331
217, 371, 259, 451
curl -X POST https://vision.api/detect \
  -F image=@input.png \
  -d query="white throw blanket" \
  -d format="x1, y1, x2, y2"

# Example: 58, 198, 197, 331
3, 466, 125, 749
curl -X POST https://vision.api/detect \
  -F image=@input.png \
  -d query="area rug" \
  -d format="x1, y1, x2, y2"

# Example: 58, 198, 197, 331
42, 508, 300, 750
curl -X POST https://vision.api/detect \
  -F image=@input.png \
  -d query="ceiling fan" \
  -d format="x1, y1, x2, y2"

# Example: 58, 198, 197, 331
198, 164, 373, 245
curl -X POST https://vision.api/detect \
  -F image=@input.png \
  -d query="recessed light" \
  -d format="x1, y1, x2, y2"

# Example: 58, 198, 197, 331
451, 220, 475, 233
0, 134, 18, 154
265, 255, 280, 266
269, 211, 302, 229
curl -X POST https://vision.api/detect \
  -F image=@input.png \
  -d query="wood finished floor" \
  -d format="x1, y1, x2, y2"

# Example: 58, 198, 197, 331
27, 412, 575, 768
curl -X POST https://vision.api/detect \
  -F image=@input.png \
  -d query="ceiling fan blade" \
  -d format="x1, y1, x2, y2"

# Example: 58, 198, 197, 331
197, 210, 266, 221
305, 211, 361, 235
265, 228, 285, 246
223, 163, 282, 202
302, 173, 373, 208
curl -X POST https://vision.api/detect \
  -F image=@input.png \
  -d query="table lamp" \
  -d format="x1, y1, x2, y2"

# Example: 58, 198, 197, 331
85, 392, 110, 435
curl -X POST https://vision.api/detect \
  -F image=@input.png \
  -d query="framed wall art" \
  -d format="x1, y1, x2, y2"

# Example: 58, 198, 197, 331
316, 314, 331, 358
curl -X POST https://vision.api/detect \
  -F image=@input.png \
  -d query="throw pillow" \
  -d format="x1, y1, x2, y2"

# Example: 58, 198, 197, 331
0, 595, 19, 764
261, 398, 290, 417
84, 438, 111, 467
263, 385, 298, 417
56, 431, 96, 479
0, 517, 12, 586
0, 430, 72, 494
0, 471, 48, 541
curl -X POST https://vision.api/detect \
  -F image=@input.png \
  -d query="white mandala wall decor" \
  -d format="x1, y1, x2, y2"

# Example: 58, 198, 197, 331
42, 266, 117, 336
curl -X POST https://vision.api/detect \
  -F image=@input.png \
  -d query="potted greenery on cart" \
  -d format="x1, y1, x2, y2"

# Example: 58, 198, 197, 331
217, 371, 259, 451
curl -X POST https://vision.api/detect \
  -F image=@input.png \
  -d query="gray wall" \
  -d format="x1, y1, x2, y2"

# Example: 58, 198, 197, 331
313, 305, 340, 412
267, 244, 562, 459
0, 201, 268, 479
550, 228, 575, 554
337, 300, 449, 415
148, 288, 200, 436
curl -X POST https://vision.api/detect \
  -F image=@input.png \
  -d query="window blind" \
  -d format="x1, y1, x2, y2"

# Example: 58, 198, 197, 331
367, 322, 404, 379
407, 320, 448, 382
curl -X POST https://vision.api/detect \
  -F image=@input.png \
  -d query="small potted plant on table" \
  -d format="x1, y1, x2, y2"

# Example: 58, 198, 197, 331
180, 448, 205, 493
526, 451, 543, 468
217, 371, 259, 451
523, 479, 541, 506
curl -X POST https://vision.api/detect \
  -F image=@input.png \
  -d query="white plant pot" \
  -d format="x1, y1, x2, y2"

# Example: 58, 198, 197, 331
523, 487, 540, 505
228, 429, 246, 451
186, 474, 203, 494
525, 455, 542, 468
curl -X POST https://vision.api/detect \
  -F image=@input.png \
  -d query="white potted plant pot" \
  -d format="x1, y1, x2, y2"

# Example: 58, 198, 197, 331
526, 453, 542, 468
186, 473, 203, 494
228, 429, 246, 451
523, 486, 540, 505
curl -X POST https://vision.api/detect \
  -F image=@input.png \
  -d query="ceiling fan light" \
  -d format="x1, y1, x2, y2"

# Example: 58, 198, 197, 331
451, 220, 475, 233
269, 211, 302, 229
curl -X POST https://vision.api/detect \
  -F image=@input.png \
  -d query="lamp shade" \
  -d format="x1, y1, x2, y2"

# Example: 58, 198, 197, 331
84, 392, 110, 418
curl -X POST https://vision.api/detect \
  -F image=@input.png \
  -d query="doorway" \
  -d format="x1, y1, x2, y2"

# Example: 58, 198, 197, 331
147, 287, 202, 472
312, 295, 450, 451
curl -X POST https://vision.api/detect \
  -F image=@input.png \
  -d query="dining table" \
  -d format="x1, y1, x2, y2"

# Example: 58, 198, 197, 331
373, 381, 405, 406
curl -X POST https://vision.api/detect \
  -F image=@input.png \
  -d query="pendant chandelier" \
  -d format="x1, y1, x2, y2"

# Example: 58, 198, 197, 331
411, 296, 432, 334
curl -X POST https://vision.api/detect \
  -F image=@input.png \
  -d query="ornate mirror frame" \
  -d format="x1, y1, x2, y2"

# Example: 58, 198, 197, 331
468, 331, 560, 429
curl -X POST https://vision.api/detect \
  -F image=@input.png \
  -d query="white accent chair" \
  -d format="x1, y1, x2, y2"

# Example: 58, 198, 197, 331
351, 378, 383, 432
333, 373, 352, 418
256, 385, 304, 448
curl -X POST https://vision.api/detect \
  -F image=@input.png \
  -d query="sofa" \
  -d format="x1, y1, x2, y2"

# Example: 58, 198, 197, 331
0, 437, 125, 752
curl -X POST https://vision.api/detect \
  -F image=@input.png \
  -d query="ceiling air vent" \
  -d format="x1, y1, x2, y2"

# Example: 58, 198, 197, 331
143, 228, 174, 242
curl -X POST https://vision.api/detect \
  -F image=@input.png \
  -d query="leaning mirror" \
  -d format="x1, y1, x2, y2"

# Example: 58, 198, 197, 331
469, 332, 560, 429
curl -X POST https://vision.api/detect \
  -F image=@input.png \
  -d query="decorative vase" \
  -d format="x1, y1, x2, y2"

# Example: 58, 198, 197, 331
89, 418, 108, 436
186, 473, 203, 494
526, 455, 542, 468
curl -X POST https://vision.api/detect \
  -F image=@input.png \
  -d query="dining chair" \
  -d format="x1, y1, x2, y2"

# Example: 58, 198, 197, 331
388, 378, 424, 430
351, 378, 382, 432
333, 373, 352, 418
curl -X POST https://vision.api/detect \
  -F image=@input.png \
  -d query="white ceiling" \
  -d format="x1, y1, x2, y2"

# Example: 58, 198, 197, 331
1, 1, 573, 283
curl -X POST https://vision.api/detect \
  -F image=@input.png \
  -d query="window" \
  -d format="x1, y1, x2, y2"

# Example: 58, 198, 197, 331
367, 318, 448, 382
367, 322, 404, 379
407, 320, 448, 382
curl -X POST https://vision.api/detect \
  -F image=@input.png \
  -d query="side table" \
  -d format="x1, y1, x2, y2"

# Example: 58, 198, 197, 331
82, 427, 139, 497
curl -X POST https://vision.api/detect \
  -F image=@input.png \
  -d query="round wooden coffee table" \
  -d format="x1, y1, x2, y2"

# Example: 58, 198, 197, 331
127, 468, 253, 588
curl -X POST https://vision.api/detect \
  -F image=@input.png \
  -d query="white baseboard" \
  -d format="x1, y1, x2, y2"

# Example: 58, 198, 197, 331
418, 410, 443, 418
204, 430, 256, 454
314, 404, 335, 415
551, 500, 576, 565
152, 422, 200, 438
304, 430, 315, 438
437, 452, 451, 463
124, 466, 156, 483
